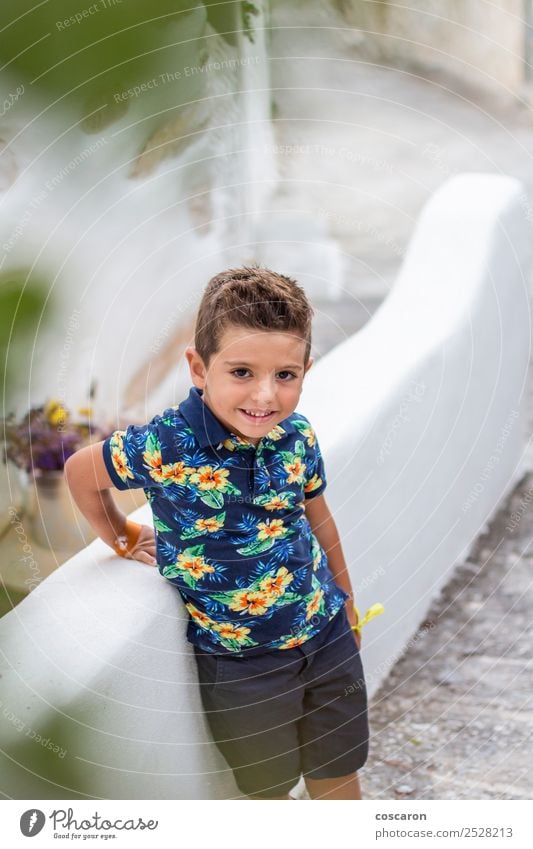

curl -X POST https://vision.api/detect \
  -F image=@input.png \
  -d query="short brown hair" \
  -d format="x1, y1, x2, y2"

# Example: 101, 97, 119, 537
194, 266, 314, 366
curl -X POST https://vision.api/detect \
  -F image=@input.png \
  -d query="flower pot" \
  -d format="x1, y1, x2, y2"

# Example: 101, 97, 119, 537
23, 470, 94, 553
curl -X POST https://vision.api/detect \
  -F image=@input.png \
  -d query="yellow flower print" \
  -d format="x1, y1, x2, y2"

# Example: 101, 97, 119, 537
284, 457, 306, 484
188, 465, 230, 491
256, 518, 286, 541
143, 446, 163, 482
279, 633, 309, 650
301, 426, 316, 447
213, 621, 252, 644
177, 553, 215, 580
265, 424, 285, 441
306, 588, 324, 620
304, 473, 323, 494
259, 566, 294, 597
264, 495, 289, 511
222, 435, 252, 451
229, 590, 273, 616
185, 602, 216, 630
160, 460, 191, 485
110, 444, 134, 484
195, 516, 223, 533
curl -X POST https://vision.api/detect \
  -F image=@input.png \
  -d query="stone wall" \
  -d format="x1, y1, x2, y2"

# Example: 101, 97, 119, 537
337, 0, 526, 98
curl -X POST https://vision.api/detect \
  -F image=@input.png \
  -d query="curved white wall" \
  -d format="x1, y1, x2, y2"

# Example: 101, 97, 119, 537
0, 174, 530, 799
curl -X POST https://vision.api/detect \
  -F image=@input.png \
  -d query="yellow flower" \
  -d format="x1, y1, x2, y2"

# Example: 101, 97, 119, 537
185, 602, 216, 629
110, 445, 134, 483
195, 517, 223, 533
160, 461, 190, 485
284, 457, 306, 484
265, 424, 285, 441
188, 465, 230, 491
177, 553, 215, 580
213, 621, 252, 643
256, 518, 286, 540
304, 473, 323, 493
143, 447, 163, 482
301, 426, 316, 447
279, 633, 309, 650
305, 589, 324, 620
229, 590, 273, 616
259, 566, 293, 597
77, 406, 93, 418
45, 399, 68, 427
264, 495, 289, 511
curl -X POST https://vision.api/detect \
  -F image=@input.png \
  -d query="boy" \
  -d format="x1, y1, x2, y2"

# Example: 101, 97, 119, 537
65, 266, 369, 800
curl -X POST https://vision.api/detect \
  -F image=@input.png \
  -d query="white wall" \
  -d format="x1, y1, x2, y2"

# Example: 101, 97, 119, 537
0, 173, 530, 799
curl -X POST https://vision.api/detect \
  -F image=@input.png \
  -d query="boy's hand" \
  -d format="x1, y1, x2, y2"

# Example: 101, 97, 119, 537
124, 524, 157, 566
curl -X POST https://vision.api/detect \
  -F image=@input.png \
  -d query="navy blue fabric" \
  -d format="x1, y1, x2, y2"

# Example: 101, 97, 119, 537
194, 605, 369, 798
102, 386, 349, 655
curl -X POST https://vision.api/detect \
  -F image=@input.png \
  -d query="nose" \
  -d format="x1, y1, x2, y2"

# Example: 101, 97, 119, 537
250, 376, 276, 406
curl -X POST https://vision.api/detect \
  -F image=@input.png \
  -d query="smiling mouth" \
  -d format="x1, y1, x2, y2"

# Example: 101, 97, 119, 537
239, 409, 277, 421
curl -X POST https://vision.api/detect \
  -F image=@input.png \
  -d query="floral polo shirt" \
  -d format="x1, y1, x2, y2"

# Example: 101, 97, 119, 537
102, 386, 349, 656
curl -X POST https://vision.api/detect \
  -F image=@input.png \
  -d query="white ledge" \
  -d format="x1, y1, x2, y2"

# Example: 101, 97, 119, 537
1, 174, 530, 799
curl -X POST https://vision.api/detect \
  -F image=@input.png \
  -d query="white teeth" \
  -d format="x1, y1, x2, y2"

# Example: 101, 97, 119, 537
243, 410, 271, 417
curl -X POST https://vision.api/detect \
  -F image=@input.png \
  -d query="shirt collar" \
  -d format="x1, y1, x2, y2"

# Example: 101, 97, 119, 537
178, 386, 297, 449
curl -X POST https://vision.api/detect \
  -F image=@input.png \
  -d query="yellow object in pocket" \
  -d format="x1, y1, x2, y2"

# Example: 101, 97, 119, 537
351, 602, 385, 634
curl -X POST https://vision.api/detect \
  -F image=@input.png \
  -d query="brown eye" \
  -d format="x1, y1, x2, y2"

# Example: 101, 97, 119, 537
277, 371, 296, 380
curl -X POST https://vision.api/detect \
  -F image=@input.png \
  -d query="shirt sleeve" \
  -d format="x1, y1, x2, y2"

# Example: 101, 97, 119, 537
302, 422, 328, 500
102, 418, 163, 491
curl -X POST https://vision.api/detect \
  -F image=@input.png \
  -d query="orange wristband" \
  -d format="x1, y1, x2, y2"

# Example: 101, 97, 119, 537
113, 519, 142, 558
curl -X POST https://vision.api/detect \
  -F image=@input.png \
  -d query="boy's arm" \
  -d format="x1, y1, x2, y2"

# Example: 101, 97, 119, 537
64, 441, 156, 565
304, 494, 360, 638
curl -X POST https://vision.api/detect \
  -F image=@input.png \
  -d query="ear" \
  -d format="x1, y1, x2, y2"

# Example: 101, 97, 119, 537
185, 346, 208, 389
303, 356, 314, 376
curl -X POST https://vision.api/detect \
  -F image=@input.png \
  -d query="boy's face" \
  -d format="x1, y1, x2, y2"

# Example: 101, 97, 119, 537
185, 324, 313, 445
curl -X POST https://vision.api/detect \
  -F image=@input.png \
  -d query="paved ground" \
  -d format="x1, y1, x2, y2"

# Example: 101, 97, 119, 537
270, 1, 533, 800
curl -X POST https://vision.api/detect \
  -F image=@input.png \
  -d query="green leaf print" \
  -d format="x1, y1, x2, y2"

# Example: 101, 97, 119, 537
145, 431, 160, 454
184, 544, 205, 557
199, 489, 225, 509
270, 591, 301, 608
236, 537, 277, 556
153, 517, 173, 533
293, 439, 305, 458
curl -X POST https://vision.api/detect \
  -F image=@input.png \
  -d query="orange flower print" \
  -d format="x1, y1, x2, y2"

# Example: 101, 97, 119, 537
143, 447, 163, 482
259, 566, 293, 597
306, 588, 324, 620
257, 519, 286, 541
264, 495, 289, 511
188, 465, 230, 491
304, 473, 323, 493
279, 633, 309, 650
301, 426, 316, 447
177, 553, 215, 580
111, 444, 134, 484
229, 590, 272, 616
214, 621, 252, 643
284, 457, 306, 484
222, 435, 252, 450
195, 516, 223, 533
185, 602, 216, 629
160, 461, 190, 485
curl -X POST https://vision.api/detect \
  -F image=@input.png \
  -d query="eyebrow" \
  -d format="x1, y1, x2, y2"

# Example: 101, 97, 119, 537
224, 360, 304, 370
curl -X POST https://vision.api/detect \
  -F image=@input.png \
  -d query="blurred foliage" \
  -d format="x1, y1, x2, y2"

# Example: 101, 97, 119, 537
0, 269, 49, 405
0, 712, 94, 799
0, 1, 260, 108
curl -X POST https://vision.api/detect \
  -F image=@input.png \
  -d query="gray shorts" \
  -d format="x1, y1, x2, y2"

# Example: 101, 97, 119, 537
193, 605, 369, 799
